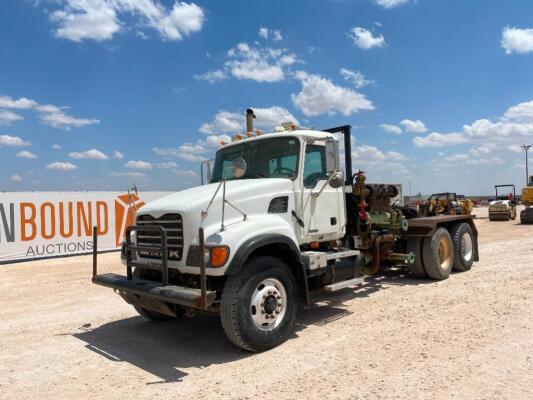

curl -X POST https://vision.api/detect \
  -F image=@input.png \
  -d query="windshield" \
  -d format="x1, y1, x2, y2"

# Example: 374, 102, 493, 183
211, 136, 300, 182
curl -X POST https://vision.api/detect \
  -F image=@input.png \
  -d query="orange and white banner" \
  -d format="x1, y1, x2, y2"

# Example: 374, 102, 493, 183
0, 191, 171, 263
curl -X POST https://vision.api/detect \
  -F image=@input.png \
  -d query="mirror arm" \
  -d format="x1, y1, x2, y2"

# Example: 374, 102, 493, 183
311, 170, 338, 197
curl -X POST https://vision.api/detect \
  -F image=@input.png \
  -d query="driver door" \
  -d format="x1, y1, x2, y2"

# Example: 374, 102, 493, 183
300, 143, 345, 241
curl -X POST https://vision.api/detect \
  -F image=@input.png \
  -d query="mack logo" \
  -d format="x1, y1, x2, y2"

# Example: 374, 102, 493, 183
139, 249, 180, 259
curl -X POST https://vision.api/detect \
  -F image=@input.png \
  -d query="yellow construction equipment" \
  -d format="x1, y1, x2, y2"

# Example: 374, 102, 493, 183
520, 175, 533, 224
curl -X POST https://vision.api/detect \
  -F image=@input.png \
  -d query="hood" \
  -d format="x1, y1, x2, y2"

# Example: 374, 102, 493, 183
138, 178, 293, 218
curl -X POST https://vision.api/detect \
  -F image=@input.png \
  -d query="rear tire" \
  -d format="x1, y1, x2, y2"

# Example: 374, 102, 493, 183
449, 223, 475, 272
221, 256, 297, 352
422, 227, 454, 280
133, 268, 184, 321
406, 237, 426, 278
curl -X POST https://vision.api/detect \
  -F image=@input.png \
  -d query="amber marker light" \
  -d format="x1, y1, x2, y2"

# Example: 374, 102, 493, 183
210, 246, 230, 267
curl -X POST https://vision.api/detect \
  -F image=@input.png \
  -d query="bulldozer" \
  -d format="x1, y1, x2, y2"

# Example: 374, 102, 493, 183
419, 192, 473, 217
520, 175, 533, 224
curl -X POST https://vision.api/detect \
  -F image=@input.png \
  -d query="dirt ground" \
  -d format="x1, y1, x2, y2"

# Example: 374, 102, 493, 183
1, 206, 532, 400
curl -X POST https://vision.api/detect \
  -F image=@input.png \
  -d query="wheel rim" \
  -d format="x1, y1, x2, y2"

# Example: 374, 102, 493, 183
461, 233, 473, 262
250, 278, 287, 331
438, 237, 453, 270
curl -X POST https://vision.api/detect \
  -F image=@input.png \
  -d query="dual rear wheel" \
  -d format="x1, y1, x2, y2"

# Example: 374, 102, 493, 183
407, 223, 475, 280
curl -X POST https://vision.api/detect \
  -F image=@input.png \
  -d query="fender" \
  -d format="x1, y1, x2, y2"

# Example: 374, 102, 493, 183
226, 233, 310, 304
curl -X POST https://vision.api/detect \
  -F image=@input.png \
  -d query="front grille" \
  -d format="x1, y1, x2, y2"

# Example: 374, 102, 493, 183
136, 213, 184, 261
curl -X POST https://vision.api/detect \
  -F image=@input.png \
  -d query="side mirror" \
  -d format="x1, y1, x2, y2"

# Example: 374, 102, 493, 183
325, 140, 339, 174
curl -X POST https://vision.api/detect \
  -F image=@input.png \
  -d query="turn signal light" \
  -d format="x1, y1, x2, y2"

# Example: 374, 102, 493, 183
210, 246, 230, 268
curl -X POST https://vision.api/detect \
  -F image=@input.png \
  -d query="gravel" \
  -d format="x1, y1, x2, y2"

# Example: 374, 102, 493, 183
1, 206, 532, 399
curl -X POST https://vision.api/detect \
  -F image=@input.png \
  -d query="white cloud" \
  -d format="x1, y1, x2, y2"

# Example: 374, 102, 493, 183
258, 27, 282, 41
258, 27, 268, 39
113, 150, 124, 159
193, 69, 227, 84
433, 153, 505, 170
50, 0, 205, 43
0, 95, 99, 130
501, 26, 533, 54
373, 0, 410, 8
199, 111, 241, 134
502, 100, 533, 122
199, 107, 298, 134
0, 96, 38, 109
0, 134, 31, 147
69, 148, 109, 160
225, 42, 298, 82
174, 169, 197, 177
9, 174, 23, 182
125, 160, 153, 170
52, 144, 62, 149
153, 133, 230, 162
0, 110, 23, 125
400, 119, 428, 133
339, 68, 374, 88
254, 107, 299, 129
291, 71, 374, 117
111, 171, 146, 177
412, 132, 467, 148
46, 161, 77, 171
352, 144, 409, 175
16, 150, 37, 159
156, 2, 205, 41
380, 123, 402, 134
413, 100, 533, 148
51, 0, 120, 42
39, 110, 100, 130
155, 161, 179, 169
347, 27, 385, 49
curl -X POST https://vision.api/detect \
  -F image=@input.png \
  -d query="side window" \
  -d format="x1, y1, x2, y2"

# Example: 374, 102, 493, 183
303, 145, 327, 188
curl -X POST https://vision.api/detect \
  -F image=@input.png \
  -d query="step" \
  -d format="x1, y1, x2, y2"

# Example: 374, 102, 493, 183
324, 276, 365, 292
302, 249, 360, 270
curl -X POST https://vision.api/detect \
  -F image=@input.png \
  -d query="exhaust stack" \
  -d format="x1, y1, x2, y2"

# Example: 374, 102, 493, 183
246, 108, 255, 133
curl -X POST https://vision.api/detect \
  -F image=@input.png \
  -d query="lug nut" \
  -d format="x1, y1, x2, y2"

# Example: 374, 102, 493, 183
276, 295, 281, 299
275, 310, 280, 314
263, 295, 268, 299
268, 291, 273, 295
260, 303, 264, 307
278, 302, 282, 306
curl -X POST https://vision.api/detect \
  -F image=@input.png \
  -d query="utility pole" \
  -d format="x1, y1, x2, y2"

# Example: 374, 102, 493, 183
521, 144, 532, 185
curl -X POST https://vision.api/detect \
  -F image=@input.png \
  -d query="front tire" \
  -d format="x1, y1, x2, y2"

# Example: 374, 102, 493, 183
449, 223, 475, 272
422, 227, 454, 280
221, 256, 297, 352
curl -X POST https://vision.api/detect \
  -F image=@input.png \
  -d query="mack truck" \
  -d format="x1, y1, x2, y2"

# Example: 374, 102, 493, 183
92, 109, 479, 352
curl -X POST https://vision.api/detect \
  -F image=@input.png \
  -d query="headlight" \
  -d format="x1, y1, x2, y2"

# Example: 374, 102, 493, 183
187, 245, 230, 268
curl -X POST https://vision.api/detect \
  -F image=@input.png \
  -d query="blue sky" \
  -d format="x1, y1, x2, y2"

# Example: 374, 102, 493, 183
1, 0, 533, 195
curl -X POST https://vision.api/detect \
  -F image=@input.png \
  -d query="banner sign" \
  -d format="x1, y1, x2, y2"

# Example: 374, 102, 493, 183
0, 191, 172, 264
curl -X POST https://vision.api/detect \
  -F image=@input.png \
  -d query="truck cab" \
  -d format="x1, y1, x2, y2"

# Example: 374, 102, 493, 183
92, 110, 479, 352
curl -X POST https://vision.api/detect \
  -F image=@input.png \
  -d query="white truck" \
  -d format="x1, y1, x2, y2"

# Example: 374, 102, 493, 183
92, 109, 479, 351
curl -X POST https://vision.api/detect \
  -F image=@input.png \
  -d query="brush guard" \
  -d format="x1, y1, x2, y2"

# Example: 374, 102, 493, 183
92, 226, 214, 310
